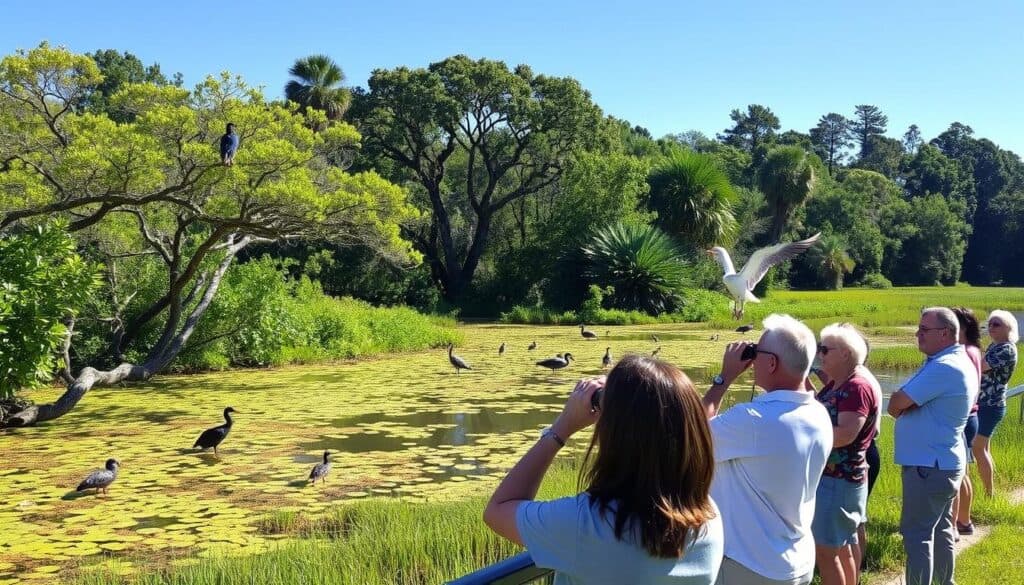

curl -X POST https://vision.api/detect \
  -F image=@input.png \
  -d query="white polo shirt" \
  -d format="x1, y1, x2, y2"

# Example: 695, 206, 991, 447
709, 390, 833, 581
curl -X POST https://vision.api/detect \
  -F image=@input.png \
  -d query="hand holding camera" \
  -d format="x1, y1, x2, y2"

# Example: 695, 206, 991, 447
719, 341, 756, 387
552, 376, 604, 439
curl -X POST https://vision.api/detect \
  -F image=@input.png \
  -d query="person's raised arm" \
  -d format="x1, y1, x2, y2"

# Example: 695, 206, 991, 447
483, 377, 602, 544
703, 342, 752, 418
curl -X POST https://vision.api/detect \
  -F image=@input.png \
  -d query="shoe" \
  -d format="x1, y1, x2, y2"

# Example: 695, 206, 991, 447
957, 521, 975, 535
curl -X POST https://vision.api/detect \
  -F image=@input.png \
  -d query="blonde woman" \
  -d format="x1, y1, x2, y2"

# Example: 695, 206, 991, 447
973, 310, 1019, 496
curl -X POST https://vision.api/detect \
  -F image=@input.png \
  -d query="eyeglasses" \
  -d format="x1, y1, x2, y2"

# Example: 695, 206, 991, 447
988, 322, 1003, 328
817, 344, 836, 355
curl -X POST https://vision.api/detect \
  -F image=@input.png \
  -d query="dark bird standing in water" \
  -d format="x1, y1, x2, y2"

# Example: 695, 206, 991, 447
651, 334, 660, 343
536, 352, 574, 373
309, 451, 332, 484
193, 407, 237, 456
580, 324, 598, 340
528, 340, 537, 351
735, 324, 755, 334
602, 347, 612, 369
709, 334, 720, 341
76, 459, 120, 495
498, 342, 506, 356
652, 346, 662, 357
448, 343, 472, 374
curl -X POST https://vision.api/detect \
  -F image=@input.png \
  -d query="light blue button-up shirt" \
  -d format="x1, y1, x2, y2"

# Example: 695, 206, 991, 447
894, 344, 978, 470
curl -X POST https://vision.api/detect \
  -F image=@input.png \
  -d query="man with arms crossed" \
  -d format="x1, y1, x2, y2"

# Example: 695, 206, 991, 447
703, 314, 833, 585
887, 307, 976, 585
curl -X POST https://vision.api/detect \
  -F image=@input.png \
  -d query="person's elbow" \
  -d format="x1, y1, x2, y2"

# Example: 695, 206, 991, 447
483, 501, 499, 532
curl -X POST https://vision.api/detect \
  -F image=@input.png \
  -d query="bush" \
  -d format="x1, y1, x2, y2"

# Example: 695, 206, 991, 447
677, 288, 730, 322
860, 273, 893, 289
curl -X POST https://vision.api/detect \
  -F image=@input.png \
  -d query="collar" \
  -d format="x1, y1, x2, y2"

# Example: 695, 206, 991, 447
926, 343, 962, 362
753, 389, 816, 404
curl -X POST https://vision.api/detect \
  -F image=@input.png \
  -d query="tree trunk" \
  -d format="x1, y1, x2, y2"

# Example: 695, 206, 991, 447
5, 235, 248, 427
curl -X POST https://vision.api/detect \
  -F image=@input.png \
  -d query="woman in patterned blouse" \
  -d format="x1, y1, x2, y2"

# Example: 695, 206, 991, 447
973, 309, 1019, 497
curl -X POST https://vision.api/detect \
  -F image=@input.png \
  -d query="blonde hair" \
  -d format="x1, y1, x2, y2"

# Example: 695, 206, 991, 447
820, 323, 869, 365
988, 309, 1020, 344
760, 314, 816, 378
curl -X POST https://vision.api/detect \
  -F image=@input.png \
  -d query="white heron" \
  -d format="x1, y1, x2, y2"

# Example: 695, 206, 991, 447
707, 233, 820, 319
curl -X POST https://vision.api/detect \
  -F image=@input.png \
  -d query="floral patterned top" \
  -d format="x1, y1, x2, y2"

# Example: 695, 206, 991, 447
817, 375, 879, 484
979, 342, 1018, 407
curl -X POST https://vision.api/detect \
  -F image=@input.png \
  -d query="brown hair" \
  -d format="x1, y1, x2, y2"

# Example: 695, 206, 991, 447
580, 354, 716, 558
952, 307, 982, 349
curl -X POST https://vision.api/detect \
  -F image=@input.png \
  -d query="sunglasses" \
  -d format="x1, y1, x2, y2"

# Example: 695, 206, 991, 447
988, 322, 1003, 328
817, 344, 831, 355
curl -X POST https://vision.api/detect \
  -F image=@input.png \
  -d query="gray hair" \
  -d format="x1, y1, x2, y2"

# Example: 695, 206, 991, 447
760, 314, 816, 378
922, 307, 960, 340
820, 323, 869, 365
988, 309, 1020, 344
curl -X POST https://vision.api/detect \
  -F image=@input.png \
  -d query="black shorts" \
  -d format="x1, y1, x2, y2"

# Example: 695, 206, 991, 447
866, 438, 881, 497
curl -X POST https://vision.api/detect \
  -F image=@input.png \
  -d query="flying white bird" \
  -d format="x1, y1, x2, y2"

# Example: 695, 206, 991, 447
707, 233, 820, 319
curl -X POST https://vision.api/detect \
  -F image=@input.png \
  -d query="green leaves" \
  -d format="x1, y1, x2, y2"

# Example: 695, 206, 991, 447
647, 150, 738, 249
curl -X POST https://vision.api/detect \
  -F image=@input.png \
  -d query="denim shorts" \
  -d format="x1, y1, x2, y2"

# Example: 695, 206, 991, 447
977, 403, 1007, 438
812, 476, 868, 547
964, 413, 978, 463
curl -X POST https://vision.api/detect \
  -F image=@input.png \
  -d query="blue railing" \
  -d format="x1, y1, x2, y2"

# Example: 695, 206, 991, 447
446, 552, 552, 585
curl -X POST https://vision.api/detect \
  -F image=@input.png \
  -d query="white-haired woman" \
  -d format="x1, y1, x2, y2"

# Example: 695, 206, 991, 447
811, 323, 880, 585
973, 310, 1019, 497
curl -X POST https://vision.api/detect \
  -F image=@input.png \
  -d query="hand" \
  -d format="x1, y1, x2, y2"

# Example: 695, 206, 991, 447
552, 377, 604, 438
721, 342, 753, 385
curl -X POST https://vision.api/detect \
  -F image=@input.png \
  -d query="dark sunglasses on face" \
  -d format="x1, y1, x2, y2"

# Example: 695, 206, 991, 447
989, 322, 1003, 328
817, 344, 832, 355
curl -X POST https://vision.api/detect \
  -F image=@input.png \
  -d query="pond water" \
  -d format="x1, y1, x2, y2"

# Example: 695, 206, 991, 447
0, 322, 926, 582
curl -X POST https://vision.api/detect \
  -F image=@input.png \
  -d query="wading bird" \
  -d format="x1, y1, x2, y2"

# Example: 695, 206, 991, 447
309, 451, 332, 484
735, 324, 754, 334
652, 346, 662, 357
602, 347, 612, 369
447, 343, 472, 375
76, 459, 120, 495
707, 234, 820, 319
651, 334, 660, 343
580, 324, 598, 340
193, 407, 237, 457
498, 342, 506, 357
528, 340, 537, 351
536, 353, 574, 373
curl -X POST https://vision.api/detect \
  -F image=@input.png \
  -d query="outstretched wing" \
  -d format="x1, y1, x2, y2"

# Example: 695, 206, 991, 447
737, 233, 820, 291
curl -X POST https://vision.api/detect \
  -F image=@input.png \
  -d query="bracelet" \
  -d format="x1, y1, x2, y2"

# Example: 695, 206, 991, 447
542, 427, 566, 447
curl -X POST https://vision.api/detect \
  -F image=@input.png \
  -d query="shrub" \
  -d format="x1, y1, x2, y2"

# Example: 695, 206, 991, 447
861, 273, 893, 289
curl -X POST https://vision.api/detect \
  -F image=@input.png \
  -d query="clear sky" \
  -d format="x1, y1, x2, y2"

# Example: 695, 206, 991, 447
3, 0, 1023, 155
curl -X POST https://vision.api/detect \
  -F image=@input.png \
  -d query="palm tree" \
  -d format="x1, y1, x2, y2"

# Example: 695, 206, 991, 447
817, 234, 855, 290
284, 55, 352, 121
647, 151, 739, 249
757, 146, 819, 243
581, 222, 689, 314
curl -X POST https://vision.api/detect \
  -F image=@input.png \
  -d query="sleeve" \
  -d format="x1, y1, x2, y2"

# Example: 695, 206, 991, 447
836, 379, 872, 417
515, 496, 580, 572
986, 344, 1015, 369
901, 363, 949, 406
710, 406, 761, 462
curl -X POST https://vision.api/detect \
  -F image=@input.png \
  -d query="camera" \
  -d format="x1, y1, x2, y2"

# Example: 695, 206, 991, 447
591, 388, 603, 411
740, 343, 758, 361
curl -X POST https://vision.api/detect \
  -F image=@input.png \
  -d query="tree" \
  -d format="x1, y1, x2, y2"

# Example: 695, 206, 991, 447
84, 49, 180, 121
880, 194, 967, 285
902, 124, 923, 154
352, 55, 603, 302
903, 144, 973, 213
849, 105, 888, 158
809, 113, 852, 176
0, 44, 417, 425
581, 223, 689, 314
813, 233, 855, 290
718, 104, 780, 158
285, 54, 352, 121
757, 146, 820, 243
647, 151, 738, 248
855, 135, 905, 180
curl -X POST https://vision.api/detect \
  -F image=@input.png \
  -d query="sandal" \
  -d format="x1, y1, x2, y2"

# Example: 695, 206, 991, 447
957, 521, 975, 535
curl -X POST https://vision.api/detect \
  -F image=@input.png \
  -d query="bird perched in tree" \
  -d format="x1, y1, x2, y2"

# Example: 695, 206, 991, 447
308, 451, 332, 484
536, 353, 574, 373
652, 346, 662, 357
76, 459, 120, 495
193, 407, 237, 457
498, 342, 506, 356
707, 233, 820, 319
651, 334, 660, 343
528, 340, 537, 351
447, 343, 472, 375
602, 347, 612, 369
219, 123, 240, 166
580, 324, 598, 340
735, 324, 754, 334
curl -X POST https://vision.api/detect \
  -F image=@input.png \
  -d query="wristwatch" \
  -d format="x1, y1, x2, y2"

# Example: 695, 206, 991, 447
541, 427, 566, 447
712, 373, 726, 386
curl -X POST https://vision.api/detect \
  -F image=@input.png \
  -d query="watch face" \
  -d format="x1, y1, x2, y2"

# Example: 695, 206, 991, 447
713, 375, 725, 385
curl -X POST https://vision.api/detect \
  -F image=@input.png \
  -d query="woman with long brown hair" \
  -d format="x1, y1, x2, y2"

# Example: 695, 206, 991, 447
484, 355, 723, 584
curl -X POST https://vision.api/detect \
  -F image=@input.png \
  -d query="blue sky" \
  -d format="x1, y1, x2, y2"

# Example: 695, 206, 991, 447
3, 0, 1023, 155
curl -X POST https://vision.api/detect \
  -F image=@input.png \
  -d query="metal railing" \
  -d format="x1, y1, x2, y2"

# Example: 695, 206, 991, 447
446, 552, 552, 585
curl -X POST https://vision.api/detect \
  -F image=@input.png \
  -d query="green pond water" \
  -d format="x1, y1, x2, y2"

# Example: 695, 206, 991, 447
0, 322, 906, 583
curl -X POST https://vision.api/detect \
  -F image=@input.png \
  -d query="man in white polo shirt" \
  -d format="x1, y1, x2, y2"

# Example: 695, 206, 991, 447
703, 314, 833, 585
